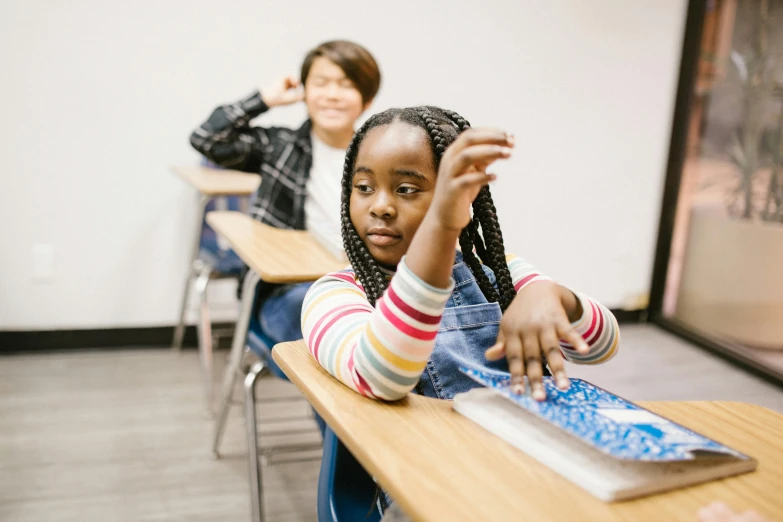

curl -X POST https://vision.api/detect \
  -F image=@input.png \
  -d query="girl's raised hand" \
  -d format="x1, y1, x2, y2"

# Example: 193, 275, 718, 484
430, 128, 514, 231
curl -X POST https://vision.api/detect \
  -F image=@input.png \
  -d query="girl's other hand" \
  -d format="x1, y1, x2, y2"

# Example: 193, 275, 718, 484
485, 281, 589, 401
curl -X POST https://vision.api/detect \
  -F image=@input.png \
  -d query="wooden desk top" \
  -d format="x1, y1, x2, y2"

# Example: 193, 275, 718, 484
273, 341, 783, 522
205, 211, 346, 284
172, 165, 261, 196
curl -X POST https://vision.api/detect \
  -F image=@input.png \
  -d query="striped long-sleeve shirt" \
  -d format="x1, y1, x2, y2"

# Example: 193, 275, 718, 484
302, 254, 620, 401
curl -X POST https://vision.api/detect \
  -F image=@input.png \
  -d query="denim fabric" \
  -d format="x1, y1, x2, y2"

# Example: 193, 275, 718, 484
258, 282, 313, 344
417, 254, 509, 400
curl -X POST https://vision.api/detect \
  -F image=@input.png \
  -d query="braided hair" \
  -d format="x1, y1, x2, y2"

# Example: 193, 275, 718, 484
340, 106, 517, 312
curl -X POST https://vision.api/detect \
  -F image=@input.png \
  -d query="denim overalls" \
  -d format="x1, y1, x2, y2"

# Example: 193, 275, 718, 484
416, 252, 510, 400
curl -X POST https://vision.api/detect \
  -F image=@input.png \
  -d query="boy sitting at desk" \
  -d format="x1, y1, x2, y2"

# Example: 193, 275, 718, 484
190, 40, 381, 345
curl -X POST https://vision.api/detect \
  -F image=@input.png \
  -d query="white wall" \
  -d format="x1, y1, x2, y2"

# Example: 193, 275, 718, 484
0, 0, 686, 330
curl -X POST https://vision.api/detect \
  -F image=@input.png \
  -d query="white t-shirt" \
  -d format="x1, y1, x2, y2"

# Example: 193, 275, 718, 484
305, 132, 347, 260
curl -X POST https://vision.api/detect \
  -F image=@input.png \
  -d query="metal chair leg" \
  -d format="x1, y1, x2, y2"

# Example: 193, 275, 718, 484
212, 270, 261, 456
173, 194, 211, 351
245, 361, 267, 522
195, 262, 215, 410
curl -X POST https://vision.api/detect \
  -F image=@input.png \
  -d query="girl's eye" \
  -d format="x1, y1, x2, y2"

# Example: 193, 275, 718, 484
354, 184, 374, 194
397, 186, 419, 195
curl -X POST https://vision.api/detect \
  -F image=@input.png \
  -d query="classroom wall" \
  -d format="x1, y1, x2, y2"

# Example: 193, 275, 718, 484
0, 0, 687, 330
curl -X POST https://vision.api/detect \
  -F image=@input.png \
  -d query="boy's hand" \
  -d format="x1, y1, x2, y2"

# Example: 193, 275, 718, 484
429, 128, 513, 232
261, 76, 305, 107
485, 281, 589, 401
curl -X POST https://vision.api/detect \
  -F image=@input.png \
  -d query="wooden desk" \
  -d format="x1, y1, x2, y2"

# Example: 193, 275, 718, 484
206, 211, 346, 283
274, 341, 783, 521
171, 165, 260, 196
208, 209, 348, 522
171, 165, 261, 352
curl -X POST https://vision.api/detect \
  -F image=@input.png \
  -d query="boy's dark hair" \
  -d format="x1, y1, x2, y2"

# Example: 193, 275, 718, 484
340, 106, 517, 312
301, 40, 381, 105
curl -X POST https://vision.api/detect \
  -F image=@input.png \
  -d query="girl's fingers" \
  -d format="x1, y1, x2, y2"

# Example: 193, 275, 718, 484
484, 343, 505, 361
442, 129, 514, 168
485, 331, 506, 361
454, 172, 497, 191
454, 128, 514, 150
522, 333, 545, 401
451, 145, 511, 175
504, 335, 526, 395
556, 321, 589, 355
540, 328, 569, 390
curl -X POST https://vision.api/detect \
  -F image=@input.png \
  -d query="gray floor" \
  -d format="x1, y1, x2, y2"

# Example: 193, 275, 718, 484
0, 345, 321, 522
1, 324, 782, 522
566, 325, 783, 413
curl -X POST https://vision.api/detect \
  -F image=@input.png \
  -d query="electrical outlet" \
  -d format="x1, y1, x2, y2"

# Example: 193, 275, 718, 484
32, 243, 54, 282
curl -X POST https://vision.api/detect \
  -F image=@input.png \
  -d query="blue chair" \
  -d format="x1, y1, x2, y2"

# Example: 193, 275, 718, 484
318, 427, 383, 522
244, 319, 380, 522
211, 273, 324, 522
194, 159, 248, 277
242, 295, 380, 522
198, 198, 247, 275
246, 312, 287, 379
243, 312, 288, 522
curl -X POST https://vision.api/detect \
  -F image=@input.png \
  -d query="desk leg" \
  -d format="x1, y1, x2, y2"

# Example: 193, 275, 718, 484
213, 270, 260, 456
194, 262, 215, 410
172, 194, 210, 351
244, 361, 267, 522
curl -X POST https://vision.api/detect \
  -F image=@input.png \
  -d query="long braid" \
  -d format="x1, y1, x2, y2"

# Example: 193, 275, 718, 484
431, 109, 502, 308
472, 187, 517, 311
465, 216, 488, 263
440, 110, 516, 312
340, 123, 389, 306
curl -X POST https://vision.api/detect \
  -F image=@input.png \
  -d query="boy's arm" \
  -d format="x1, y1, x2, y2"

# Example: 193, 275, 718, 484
189, 91, 271, 171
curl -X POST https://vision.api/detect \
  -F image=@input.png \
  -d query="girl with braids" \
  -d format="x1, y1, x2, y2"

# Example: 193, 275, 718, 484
301, 106, 619, 403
